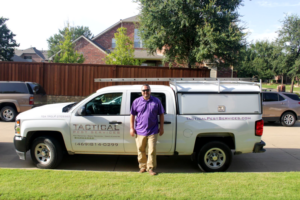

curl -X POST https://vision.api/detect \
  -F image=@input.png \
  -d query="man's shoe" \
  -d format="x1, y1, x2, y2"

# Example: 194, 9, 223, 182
139, 169, 147, 173
148, 170, 157, 176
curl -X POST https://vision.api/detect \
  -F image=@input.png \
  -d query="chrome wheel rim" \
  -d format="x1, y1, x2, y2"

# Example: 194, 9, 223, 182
204, 148, 226, 169
2, 109, 14, 121
284, 114, 294, 125
35, 143, 51, 164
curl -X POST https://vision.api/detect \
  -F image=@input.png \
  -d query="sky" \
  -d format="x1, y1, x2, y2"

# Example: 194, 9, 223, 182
1, 0, 300, 50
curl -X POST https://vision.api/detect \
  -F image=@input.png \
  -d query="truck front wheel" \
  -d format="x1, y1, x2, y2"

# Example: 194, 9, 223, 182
197, 141, 232, 172
30, 137, 63, 169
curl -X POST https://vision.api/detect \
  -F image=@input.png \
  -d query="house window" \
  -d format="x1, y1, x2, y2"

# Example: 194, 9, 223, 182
141, 62, 155, 66
134, 29, 143, 48
24, 56, 32, 62
112, 38, 116, 48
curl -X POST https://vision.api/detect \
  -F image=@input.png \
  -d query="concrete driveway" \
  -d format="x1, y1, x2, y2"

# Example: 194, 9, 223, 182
1, 121, 300, 172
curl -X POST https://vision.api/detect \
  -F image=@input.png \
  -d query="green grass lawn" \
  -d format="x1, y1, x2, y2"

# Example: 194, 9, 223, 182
0, 169, 300, 199
262, 83, 300, 93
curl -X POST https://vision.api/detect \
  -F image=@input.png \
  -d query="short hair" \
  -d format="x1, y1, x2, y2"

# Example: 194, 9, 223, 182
141, 84, 151, 90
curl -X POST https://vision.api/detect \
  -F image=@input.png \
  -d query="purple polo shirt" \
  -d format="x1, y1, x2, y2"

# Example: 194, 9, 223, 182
131, 96, 165, 136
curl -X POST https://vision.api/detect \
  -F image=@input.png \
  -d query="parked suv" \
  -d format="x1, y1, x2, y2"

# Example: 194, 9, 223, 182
0, 81, 47, 122
262, 91, 300, 126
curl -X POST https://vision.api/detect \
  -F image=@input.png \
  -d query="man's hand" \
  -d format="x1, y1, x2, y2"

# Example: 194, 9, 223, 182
130, 128, 136, 137
159, 128, 164, 136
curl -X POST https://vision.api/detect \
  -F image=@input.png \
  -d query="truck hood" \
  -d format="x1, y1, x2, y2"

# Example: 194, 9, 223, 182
17, 102, 74, 120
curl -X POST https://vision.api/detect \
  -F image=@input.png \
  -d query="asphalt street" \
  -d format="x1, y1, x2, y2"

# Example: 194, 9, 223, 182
1, 121, 300, 173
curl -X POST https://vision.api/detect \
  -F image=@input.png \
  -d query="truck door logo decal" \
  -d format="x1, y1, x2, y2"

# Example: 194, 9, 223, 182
73, 124, 119, 131
72, 124, 121, 138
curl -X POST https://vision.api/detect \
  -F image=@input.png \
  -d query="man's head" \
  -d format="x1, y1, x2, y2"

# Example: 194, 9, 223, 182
141, 84, 151, 100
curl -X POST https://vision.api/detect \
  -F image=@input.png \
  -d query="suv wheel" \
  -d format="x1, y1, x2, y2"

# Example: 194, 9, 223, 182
281, 112, 296, 127
0, 106, 17, 122
197, 141, 232, 172
30, 137, 63, 169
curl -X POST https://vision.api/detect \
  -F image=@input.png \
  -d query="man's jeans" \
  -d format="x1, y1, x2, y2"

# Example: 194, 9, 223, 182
135, 134, 158, 170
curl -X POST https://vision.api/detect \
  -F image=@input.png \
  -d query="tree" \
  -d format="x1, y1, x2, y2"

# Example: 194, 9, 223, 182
0, 17, 19, 61
236, 40, 275, 80
271, 43, 291, 84
53, 25, 85, 63
47, 25, 93, 58
105, 27, 144, 65
135, 0, 246, 68
277, 14, 300, 93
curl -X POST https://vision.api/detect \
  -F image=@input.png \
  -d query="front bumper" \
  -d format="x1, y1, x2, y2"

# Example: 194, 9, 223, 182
253, 140, 266, 153
14, 136, 27, 160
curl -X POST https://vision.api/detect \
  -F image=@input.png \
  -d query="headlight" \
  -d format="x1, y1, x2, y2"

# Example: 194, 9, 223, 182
15, 119, 20, 135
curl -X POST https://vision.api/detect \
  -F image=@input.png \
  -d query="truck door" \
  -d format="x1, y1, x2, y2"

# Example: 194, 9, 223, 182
124, 90, 176, 154
70, 92, 125, 153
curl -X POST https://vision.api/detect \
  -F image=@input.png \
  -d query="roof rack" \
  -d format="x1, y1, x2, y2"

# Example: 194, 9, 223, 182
94, 77, 257, 82
94, 77, 262, 93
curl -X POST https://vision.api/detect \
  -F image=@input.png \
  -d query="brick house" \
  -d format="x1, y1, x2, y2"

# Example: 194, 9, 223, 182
49, 15, 164, 66
50, 15, 234, 77
14, 47, 48, 62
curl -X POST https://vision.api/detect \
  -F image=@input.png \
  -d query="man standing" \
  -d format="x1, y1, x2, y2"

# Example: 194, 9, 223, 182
130, 84, 164, 175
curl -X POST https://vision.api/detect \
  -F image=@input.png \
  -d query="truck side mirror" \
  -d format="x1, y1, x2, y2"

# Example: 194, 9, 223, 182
76, 106, 86, 116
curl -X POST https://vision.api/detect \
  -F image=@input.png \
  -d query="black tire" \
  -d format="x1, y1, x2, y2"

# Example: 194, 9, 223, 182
0, 106, 17, 122
281, 112, 296, 127
197, 141, 232, 172
30, 137, 63, 169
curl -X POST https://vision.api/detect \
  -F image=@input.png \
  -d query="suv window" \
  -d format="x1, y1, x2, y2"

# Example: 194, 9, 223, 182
85, 93, 122, 115
263, 93, 279, 102
279, 94, 285, 101
27, 83, 46, 95
284, 94, 300, 101
0, 83, 28, 94
130, 93, 166, 113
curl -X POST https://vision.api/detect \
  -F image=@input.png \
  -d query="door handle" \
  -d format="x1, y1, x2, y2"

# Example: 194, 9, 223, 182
158, 121, 171, 124
109, 121, 122, 124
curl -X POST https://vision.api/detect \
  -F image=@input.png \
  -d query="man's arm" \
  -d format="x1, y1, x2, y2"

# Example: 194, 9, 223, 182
130, 114, 136, 137
159, 114, 164, 136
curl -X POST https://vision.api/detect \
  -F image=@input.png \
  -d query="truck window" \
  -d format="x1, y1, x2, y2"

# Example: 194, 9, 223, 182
130, 93, 166, 113
85, 93, 122, 115
0, 83, 28, 94
263, 93, 278, 102
178, 93, 261, 114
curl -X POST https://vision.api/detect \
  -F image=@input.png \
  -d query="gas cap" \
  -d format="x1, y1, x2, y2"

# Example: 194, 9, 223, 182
183, 129, 193, 138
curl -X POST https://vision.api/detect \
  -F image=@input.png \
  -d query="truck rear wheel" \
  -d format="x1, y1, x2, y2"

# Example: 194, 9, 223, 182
197, 141, 232, 172
30, 137, 63, 169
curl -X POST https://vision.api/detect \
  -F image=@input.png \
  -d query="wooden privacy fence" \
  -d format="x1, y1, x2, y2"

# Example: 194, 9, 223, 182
0, 62, 210, 96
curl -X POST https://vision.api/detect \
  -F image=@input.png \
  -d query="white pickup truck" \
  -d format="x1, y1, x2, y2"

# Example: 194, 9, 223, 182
14, 78, 266, 172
